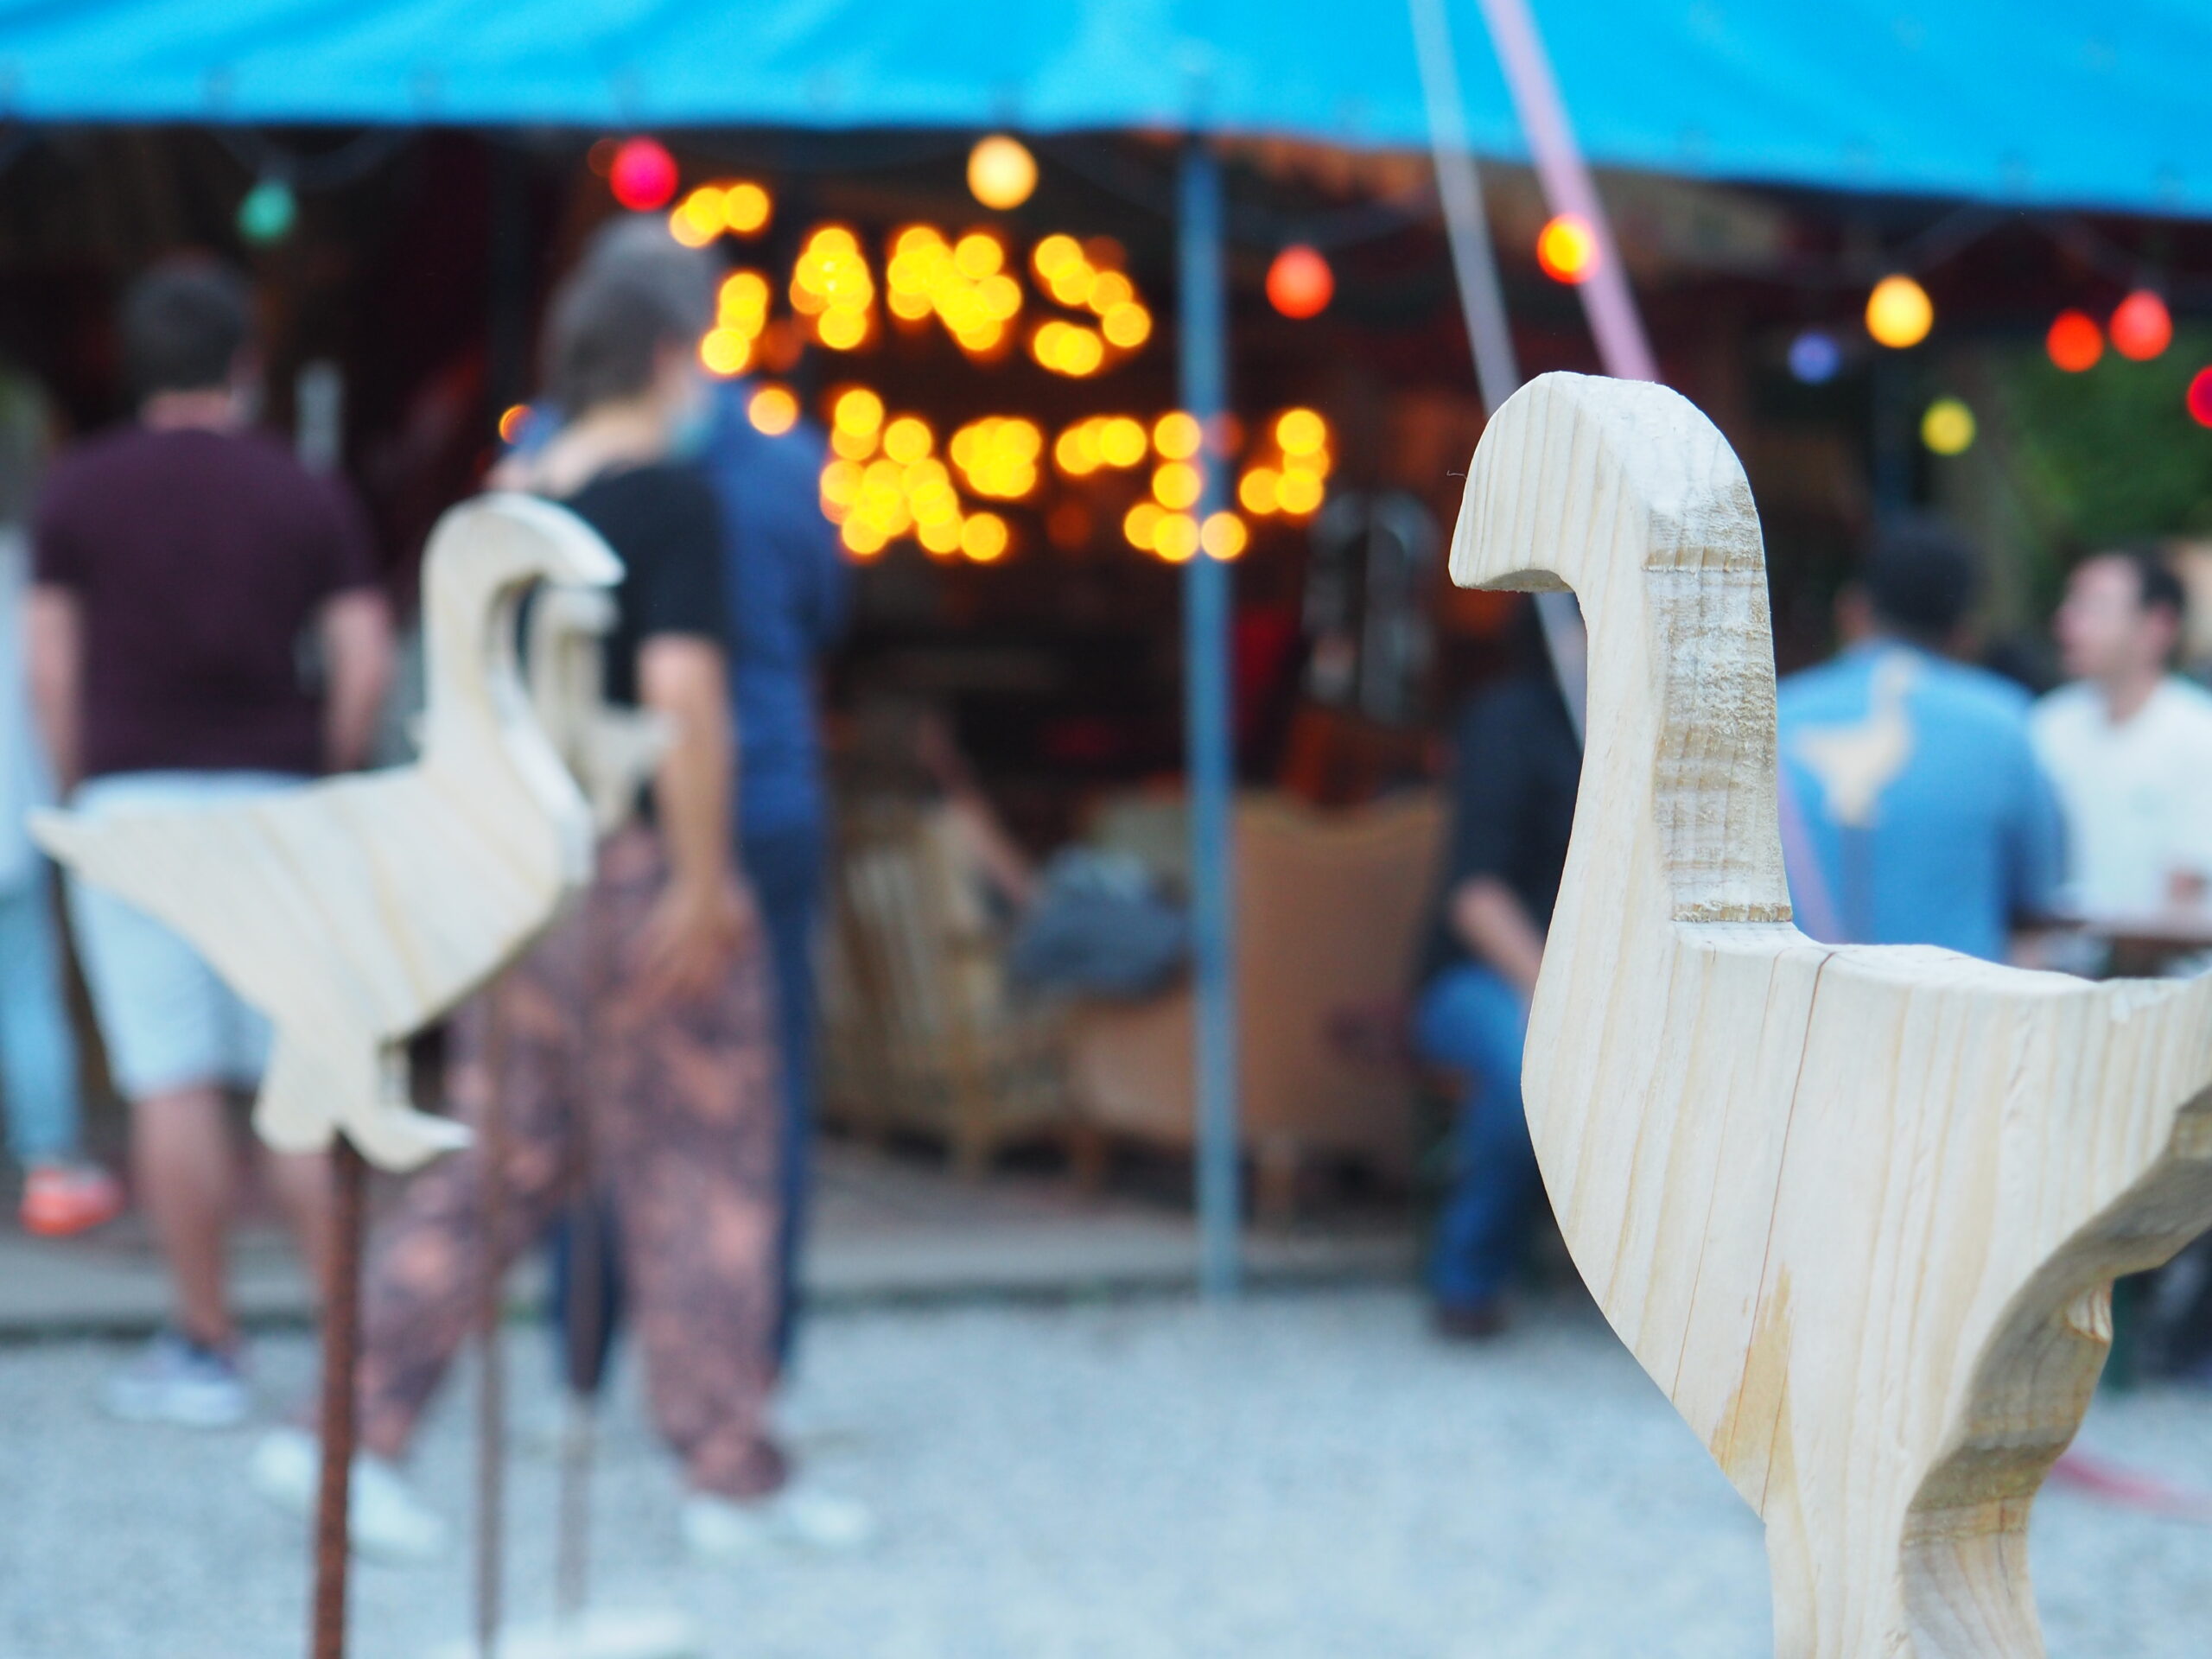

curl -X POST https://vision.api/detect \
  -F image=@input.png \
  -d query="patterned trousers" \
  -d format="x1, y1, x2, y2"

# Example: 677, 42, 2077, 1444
355, 827, 787, 1498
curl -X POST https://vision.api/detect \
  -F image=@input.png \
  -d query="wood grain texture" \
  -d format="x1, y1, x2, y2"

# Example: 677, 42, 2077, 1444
1450, 372, 2212, 1657
32, 493, 613, 1172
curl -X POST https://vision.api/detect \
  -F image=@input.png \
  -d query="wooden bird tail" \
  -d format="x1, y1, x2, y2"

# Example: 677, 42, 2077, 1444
257, 1031, 469, 1173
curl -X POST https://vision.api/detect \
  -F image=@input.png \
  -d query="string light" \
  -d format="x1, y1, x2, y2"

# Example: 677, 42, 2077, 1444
608, 138, 678, 211
2110, 290, 2173, 361
968, 136, 1038, 211
1200, 512, 1248, 561
497, 404, 530, 445
1787, 329, 1841, 385
1921, 397, 1975, 455
1123, 501, 1165, 551
1535, 214, 1598, 283
2188, 368, 2212, 429
669, 181, 775, 248
1151, 461, 1203, 511
886, 226, 1020, 354
2045, 310, 2103, 373
1237, 467, 1281, 515
791, 226, 874, 351
1030, 234, 1151, 368
747, 385, 798, 435
950, 416, 1043, 499
960, 512, 1011, 563
1866, 275, 1933, 349
238, 178, 296, 245
1152, 412, 1202, 461
1153, 513, 1200, 563
1266, 245, 1334, 319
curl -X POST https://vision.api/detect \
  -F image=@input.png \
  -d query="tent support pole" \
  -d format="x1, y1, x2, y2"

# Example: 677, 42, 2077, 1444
1408, 0, 1522, 415
1179, 137, 1241, 1300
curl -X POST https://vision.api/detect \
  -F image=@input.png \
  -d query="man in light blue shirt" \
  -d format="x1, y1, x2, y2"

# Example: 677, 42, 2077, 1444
1777, 520, 2062, 962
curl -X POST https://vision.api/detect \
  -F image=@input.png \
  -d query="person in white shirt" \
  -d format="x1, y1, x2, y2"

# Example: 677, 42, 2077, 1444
2031, 547, 2212, 917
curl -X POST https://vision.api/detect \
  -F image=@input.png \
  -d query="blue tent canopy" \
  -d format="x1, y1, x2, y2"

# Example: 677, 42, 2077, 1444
3, 1, 2206, 217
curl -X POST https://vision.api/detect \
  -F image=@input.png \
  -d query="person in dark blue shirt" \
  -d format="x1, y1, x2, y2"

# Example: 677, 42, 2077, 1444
699, 379, 849, 1365
1413, 601, 1582, 1339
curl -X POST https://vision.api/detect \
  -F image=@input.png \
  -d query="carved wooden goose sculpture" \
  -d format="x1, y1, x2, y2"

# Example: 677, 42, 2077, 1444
1452, 372, 2212, 1656
33, 493, 612, 1171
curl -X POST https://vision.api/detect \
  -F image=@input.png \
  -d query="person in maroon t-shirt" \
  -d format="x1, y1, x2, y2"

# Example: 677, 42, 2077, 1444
28, 257, 393, 1426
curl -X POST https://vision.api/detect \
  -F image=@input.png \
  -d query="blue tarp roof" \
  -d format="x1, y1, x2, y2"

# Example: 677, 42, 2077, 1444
3, 2, 2206, 217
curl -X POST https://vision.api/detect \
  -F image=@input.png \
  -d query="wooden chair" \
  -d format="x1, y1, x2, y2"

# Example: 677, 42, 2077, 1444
818, 797, 1066, 1175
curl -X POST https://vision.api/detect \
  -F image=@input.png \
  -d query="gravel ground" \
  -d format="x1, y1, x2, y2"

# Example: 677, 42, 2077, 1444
3, 1289, 2208, 1657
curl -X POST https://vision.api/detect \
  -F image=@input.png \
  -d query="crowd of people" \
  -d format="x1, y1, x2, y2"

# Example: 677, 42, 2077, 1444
1, 230, 866, 1559
1415, 518, 2212, 1343
7, 224, 2212, 1565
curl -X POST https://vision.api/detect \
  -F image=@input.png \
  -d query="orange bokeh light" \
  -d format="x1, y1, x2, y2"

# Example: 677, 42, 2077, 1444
2046, 310, 2104, 373
1535, 214, 1598, 284
1265, 245, 1334, 319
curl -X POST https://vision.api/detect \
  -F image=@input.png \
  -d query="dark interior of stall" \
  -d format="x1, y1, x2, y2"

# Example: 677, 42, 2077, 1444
7, 124, 2209, 865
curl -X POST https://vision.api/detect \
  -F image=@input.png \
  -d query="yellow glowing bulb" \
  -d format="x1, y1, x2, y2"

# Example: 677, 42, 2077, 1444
882, 416, 933, 464
1200, 512, 1248, 561
1153, 512, 1199, 563
1087, 270, 1134, 313
1059, 328, 1104, 376
968, 135, 1038, 211
669, 207, 718, 250
818, 459, 862, 512
1238, 467, 1281, 516
841, 518, 887, 557
1152, 461, 1203, 512
1866, 275, 1934, 349
918, 516, 963, 556
1099, 417, 1147, 468
1275, 408, 1327, 456
833, 387, 884, 435
718, 271, 770, 332
1055, 423, 1101, 476
961, 512, 1010, 563
497, 404, 529, 444
817, 308, 868, 350
1275, 470, 1324, 515
1153, 411, 1202, 460
1123, 501, 1165, 550
1101, 302, 1151, 349
1033, 233, 1082, 278
1921, 397, 1975, 455
698, 328, 752, 377
721, 181, 772, 235
953, 232, 1004, 279
747, 384, 798, 436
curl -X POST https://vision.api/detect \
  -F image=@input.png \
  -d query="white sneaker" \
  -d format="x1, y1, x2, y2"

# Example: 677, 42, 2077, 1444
680, 1480, 877, 1560
102, 1332, 251, 1427
248, 1427, 448, 1564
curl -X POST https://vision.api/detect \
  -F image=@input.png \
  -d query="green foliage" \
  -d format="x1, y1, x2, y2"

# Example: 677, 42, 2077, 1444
1995, 328, 2212, 550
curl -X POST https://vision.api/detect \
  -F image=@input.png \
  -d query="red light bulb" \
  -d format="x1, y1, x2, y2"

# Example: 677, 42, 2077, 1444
608, 137, 678, 211
2045, 310, 2103, 373
2111, 290, 2173, 361
1265, 245, 1334, 320
2188, 368, 2212, 429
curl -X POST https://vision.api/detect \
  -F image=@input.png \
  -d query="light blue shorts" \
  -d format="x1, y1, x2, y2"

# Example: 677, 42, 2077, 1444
64, 771, 307, 1101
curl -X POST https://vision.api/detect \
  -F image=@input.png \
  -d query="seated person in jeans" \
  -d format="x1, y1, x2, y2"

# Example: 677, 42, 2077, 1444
1413, 601, 1580, 1338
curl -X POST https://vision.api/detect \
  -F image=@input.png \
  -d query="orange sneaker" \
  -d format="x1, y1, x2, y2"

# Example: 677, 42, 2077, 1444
21, 1164, 126, 1237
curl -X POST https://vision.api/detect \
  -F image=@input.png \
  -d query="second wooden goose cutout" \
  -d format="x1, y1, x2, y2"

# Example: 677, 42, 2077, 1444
1451, 372, 2212, 1656
32, 493, 613, 1171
